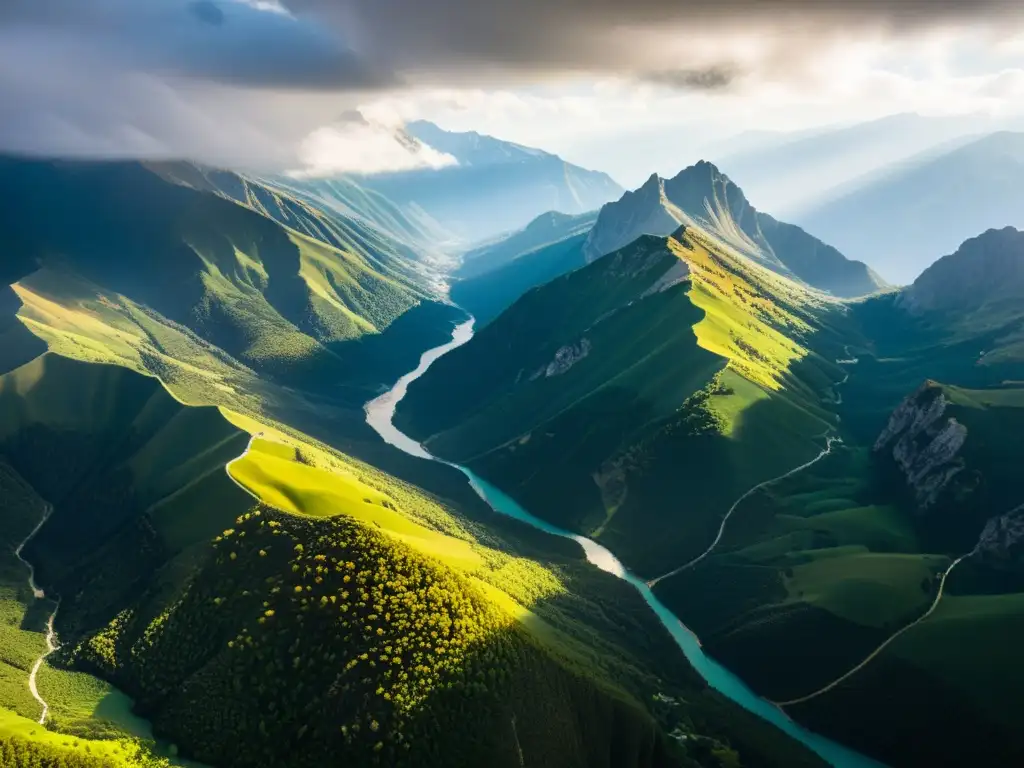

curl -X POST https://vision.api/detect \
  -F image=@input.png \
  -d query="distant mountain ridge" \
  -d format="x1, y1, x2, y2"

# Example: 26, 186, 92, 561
797, 131, 1024, 284
359, 122, 623, 243
457, 210, 597, 280
715, 112, 994, 216
406, 120, 552, 166
584, 161, 886, 298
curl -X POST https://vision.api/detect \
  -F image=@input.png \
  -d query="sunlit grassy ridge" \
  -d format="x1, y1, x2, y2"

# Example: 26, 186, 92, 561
228, 440, 486, 573
673, 227, 818, 390
149, 162, 450, 271
397, 225, 847, 575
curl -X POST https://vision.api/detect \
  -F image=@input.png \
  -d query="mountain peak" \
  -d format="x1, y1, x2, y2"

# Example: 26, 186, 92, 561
669, 159, 726, 180
901, 226, 1024, 314
639, 171, 664, 192
583, 158, 885, 296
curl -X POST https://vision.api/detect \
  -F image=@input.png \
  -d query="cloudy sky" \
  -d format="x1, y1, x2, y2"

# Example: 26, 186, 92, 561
4, 0, 1024, 184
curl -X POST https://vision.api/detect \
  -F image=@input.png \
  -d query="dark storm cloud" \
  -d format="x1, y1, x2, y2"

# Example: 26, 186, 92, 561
189, 1, 227, 26
2, 0, 1023, 169
642, 67, 739, 91
0, 0, 392, 91
282, 0, 1024, 83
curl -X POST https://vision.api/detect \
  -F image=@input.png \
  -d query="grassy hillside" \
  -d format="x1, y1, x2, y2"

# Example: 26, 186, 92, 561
236, 170, 452, 256
0, 156, 451, 399
0, 355, 832, 767
0, 355, 253, 633
148, 162, 448, 281
649, 252, 1024, 767
398, 225, 849, 576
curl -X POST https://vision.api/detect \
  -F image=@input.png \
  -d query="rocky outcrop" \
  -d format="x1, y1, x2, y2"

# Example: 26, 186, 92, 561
978, 504, 1024, 567
641, 257, 691, 298
583, 173, 681, 263
875, 382, 968, 509
530, 338, 592, 380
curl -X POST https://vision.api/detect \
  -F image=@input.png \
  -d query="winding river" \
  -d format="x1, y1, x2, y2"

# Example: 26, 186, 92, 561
365, 317, 886, 768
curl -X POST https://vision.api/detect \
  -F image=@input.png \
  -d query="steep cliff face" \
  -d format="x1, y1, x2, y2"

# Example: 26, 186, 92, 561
583, 174, 681, 263
874, 382, 968, 509
978, 504, 1024, 567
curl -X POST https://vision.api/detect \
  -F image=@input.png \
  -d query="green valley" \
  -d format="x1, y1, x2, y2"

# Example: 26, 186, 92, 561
0, 154, 833, 768
397, 220, 849, 575
0, 348, 821, 768
398, 187, 1024, 765
6, 9, 1024, 768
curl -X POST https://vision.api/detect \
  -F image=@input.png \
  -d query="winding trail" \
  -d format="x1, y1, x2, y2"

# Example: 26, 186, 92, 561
648, 357, 855, 589
14, 502, 59, 725
772, 546, 979, 708
647, 436, 843, 588
224, 431, 265, 499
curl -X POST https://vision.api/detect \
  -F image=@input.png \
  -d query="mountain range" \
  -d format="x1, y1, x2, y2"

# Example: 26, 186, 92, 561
3, 107, 1024, 768
0, 151, 833, 768
397, 200, 1024, 767
358, 121, 624, 244
449, 160, 887, 328
712, 112, 998, 217
795, 131, 1024, 284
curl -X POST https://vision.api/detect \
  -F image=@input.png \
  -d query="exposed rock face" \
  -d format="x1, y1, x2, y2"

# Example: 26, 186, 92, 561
583, 173, 680, 263
530, 338, 592, 380
641, 257, 691, 298
875, 382, 968, 509
978, 504, 1024, 567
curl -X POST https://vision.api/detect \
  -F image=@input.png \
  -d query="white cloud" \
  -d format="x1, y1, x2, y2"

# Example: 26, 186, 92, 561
290, 117, 458, 177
